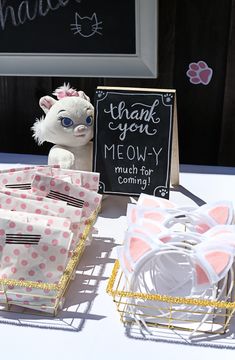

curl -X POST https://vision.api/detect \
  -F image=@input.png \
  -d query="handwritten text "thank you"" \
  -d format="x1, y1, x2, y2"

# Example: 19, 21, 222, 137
104, 100, 161, 141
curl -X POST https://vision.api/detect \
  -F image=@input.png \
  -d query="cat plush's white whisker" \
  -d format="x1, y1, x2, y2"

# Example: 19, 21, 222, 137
95, 21, 103, 26
95, 30, 102, 36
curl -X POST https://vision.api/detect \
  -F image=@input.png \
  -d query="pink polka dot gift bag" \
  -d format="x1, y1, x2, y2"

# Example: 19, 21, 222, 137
0, 166, 102, 314
0, 210, 73, 313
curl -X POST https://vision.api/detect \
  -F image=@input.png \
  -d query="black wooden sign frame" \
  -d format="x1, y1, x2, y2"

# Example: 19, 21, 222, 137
93, 86, 179, 198
0, 0, 157, 78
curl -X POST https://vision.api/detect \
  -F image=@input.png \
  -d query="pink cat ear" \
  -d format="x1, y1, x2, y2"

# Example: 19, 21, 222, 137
195, 263, 210, 285
143, 210, 168, 223
205, 250, 231, 275
209, 206, 230, 224
128, 234, 151, 262
206, 202, 233, 225
195, 223, 211, 233
195, 248, 233, 287
195, 202, 234, 233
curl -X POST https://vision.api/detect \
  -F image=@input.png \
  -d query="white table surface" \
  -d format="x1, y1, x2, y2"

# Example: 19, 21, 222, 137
0, 159, 235, 359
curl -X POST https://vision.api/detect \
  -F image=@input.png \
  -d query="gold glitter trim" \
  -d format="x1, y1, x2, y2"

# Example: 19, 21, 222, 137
107, 260, 235, 310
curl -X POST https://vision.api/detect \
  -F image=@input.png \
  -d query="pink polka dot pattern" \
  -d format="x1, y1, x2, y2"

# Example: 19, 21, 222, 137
13, 249, 20, 256
0, 229, 5, 236
64, 185, 70, 192
11, 267, 17, 274
21, 260, 28, 266
44, 228, 51, 235
75, 209, 81, 216
42, 245, 49, 252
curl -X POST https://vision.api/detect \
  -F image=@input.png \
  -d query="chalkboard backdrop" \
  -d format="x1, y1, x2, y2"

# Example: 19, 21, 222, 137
0, 0, 157, 77
0, 0, 135, 54
93, 87, 176, 198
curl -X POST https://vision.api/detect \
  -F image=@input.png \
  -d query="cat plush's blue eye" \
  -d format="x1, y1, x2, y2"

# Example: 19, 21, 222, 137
60, 117, 74, 128
85, 116, 93, 126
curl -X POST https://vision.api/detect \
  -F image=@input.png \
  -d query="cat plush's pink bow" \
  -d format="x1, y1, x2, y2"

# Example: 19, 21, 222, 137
53, 83, 90, 102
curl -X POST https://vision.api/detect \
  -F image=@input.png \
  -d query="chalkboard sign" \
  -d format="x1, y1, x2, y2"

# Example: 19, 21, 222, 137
0, 0, 157, 77
93, 87, 178, 198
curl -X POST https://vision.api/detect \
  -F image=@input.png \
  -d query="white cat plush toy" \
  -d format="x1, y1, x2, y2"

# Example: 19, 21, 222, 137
32, 84, 94, 171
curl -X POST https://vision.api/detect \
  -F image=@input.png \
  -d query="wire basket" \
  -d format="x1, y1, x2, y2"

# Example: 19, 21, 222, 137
0, 208, 99, 316
107, 260, 235, 335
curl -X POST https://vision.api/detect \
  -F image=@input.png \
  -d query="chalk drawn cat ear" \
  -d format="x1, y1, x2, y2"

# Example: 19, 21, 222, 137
137, 193, 176, 209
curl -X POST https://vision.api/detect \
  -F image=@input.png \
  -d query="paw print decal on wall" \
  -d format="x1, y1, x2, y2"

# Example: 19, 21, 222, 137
186, 61, 213, 85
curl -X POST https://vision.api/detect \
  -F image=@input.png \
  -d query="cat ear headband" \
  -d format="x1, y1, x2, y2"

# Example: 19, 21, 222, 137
117, 225, 235, 293
127, 200, 234, 233
138, 193, 234, 221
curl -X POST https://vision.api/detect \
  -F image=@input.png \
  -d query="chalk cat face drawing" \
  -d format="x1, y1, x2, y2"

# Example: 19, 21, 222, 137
71, 13, 102, 37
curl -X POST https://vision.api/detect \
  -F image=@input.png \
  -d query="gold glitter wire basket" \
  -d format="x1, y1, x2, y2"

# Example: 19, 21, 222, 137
107, 260, 235, 335
0, 208, 99, 316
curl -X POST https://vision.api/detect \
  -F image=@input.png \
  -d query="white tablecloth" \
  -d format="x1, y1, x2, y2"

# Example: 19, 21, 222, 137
0, 160, 235, 359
